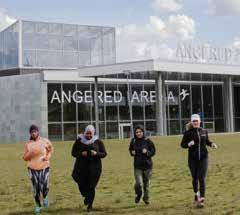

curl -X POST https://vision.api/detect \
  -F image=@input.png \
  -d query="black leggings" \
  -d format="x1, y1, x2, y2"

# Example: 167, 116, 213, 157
73, 170, 101, 207
188, 158, 208, 198
28, 167, 50, 207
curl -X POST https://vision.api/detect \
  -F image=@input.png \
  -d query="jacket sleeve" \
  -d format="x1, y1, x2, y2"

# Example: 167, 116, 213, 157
22, 143, 31, 161
129, 138, 135, 156
181, 131, 190, 148
71, 139, 83, 158
97, 140, 107, 158
205, 131, 213, 147
145, 139, 156, 157
45, 139, 53, 160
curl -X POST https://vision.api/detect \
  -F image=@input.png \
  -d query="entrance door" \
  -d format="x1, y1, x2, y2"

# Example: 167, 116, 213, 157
119, 123, 131, 139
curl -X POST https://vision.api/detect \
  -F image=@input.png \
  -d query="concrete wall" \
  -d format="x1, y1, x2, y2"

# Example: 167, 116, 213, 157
0, 73, 48, 143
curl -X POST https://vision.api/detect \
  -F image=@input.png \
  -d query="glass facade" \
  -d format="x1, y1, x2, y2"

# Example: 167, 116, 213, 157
47, 72, 225, 140
0, 21, 19, 70
47, 82, 157, 141
166, 83, 224, 135
22, 21, 116, 68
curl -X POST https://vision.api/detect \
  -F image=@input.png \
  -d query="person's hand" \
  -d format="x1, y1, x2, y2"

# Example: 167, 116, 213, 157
188, 140, 195, 147
82, 151, 88, 157
142, 148, 148, 154
211, 143, 218, 149
131, 150, 136, 155
42, 156, 48, 161
91, 150, 97, 156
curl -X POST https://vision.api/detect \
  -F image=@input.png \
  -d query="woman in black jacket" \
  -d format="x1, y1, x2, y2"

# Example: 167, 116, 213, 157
129, 125, 156, 205
71, 125, 107, 212
181, 114, 217, 208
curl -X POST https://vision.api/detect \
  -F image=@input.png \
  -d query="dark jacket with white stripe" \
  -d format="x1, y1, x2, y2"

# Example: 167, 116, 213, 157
181, 127, 213, 160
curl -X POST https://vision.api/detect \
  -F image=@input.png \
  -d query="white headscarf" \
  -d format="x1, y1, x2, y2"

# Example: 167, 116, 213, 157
79, 124, 98, 145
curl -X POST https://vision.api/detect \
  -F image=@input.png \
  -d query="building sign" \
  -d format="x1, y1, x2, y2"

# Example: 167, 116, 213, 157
176, 42, 240, 64
50, 90, 156, 104
50, 89, 189, 104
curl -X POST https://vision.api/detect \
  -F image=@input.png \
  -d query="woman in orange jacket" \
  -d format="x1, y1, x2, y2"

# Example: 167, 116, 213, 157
22, 125, 53, 214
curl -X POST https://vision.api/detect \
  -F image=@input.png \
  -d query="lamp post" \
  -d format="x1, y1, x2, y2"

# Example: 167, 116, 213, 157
123, 70, 134, 137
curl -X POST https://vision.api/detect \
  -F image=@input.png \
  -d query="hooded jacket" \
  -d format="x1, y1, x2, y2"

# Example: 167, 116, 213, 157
129, 133, 156, 170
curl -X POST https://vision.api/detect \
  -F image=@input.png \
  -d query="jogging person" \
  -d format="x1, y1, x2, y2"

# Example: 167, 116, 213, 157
129, 125, 156, 205
181, 114, 217, 207
22, 125, 53, 214
71, 125, 107, 212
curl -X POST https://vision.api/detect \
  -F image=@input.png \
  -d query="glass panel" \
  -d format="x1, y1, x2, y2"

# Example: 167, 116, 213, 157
23, 21, 35, 33
168, 85, 179, 119
99, 122, 105, 139
145, 121, 156, 136
180, 85, 191, 119
235, 118, 240, 132
234, 86, 240, 117
191, 85, 202, 116
63, 123, 77, 141
105, 84, 118, 121
98, 84, 105, 121
119, 84, 130, 120
63, 84, 76, 121
48, 83, 62, 122
63, 36, 78, 51
77, 83, 91, 121
215, 119, 225, 132
191, 73, 202, 81
214, 85, 223, 117
144, 84, 156, 120
132, 84, 144, 120
48, 124, 62, 141
106, 122, 118, 139
23, 50, 36, 67
203, 85, 213, 118
49, 23, 62, 35
36, 22, 49, 34
169, 120, 180, 135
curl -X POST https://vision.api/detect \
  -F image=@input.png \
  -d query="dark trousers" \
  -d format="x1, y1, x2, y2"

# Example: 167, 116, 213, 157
188, 158, 208, 198
73, 169, 101, 207
28, 167, 50, 207
134, 168, 152, 201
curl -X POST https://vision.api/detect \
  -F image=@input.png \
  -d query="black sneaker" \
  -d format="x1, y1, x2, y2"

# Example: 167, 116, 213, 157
143, 199, 150, 205
87, 205, 93, 212
135, 195, 142, 203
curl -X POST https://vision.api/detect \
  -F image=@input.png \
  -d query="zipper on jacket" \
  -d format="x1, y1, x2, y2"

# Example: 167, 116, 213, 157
197, 128, 201, 160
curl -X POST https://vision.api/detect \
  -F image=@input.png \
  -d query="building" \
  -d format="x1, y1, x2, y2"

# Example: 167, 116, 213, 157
0, 20, 239, 143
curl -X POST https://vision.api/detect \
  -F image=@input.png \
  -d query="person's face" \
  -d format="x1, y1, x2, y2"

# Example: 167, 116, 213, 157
135, 129, 144, 139
192, 120, 200, 128
31, 129, 39, 140
85, 131, 93, 140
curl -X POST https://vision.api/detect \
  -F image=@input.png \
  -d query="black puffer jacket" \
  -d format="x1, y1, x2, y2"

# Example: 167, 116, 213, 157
181, 127, 213, 160
129, 137, 156, 170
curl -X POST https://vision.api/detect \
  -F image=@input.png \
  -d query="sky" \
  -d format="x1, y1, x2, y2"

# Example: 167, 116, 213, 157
0, 0, 240, 62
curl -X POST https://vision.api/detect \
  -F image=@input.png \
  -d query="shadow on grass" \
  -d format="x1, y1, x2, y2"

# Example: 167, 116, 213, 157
8, 206, 81, 215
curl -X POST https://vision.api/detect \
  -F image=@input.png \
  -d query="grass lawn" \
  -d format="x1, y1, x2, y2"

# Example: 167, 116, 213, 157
0, 134, 240, 215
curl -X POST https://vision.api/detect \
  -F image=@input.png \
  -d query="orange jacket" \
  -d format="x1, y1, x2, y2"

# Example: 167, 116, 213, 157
22, 137, 53, 170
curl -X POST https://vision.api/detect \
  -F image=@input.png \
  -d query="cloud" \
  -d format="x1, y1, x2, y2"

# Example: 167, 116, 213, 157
208, 0, 240, 16
151, 0, 183, 12
116, 15, 195, 62
0, 8, 16, 31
